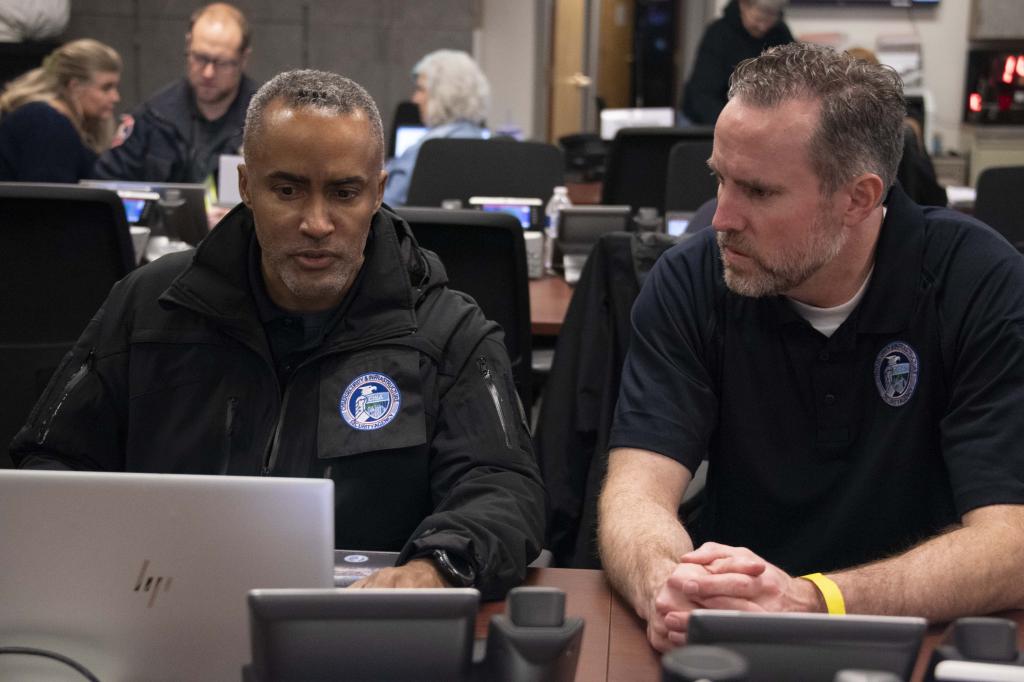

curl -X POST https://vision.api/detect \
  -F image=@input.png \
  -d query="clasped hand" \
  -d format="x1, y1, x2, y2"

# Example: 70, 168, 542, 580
648, 542, 819, 651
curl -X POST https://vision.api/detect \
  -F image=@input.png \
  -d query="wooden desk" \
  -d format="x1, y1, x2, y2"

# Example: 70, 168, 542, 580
494, 568, 1024, 681
529, 275, 573, 336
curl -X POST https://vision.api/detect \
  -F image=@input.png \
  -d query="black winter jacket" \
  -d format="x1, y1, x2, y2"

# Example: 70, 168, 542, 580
92, 76, 257, 183
11, 205, 545, 599
681, 0, 794, 125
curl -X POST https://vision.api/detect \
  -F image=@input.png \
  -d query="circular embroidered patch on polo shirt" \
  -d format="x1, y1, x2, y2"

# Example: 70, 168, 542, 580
339, 373, 401, 430
874, 341, 919, 407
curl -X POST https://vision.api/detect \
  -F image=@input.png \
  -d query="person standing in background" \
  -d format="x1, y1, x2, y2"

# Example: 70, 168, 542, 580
92, 2, 256, 185
383, 49, 490, 206
681, 0, 794, 125
0, 38, 121, 182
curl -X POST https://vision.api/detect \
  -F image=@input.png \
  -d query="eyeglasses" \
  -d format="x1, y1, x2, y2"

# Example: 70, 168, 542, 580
186, 51, 241, 72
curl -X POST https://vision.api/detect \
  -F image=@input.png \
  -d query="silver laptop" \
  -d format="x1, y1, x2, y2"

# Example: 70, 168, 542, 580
0, 470, 334, 681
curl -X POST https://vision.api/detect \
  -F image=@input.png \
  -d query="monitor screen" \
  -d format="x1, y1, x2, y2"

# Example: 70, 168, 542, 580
468, 196, 543, 229
122, 198, 147, 224
480, 203, 533, 229
665, 211, 693, 237
395, 125, 428, 158
688, 610, 927, 682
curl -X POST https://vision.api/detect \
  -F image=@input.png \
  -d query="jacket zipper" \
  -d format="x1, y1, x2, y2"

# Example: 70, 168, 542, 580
261, 384, 290, 475
477, 357, 513, 449
36, 351, 94, 445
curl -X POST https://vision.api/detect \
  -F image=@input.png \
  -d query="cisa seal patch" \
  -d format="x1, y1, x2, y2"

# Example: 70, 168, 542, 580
339, 373, 401, 430
874, 341, 919, 407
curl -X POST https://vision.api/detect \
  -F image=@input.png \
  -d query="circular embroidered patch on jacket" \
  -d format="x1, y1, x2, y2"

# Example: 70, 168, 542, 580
874, 341, 919, 407
339, 373, 401, 430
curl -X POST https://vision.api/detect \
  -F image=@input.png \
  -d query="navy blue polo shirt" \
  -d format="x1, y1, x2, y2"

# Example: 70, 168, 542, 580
610, 187, 1024, 575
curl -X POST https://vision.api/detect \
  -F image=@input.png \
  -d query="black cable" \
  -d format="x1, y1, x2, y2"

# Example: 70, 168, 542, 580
0, 646, 101, 682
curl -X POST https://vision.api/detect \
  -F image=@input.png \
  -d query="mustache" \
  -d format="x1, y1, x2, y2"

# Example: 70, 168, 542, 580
717, 231, 751, 255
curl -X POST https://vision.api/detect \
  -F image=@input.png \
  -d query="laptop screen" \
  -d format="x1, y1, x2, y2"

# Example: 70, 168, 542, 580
395, 125, 428, 158
0, 470, 333, 681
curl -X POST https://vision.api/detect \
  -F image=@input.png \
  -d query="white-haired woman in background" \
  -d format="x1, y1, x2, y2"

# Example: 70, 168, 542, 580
383, 49, 489, 206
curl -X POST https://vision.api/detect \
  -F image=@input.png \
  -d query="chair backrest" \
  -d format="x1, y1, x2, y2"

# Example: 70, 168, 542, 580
0, 182, 134, 466
406, 139, 564, 209
974, 165, 1024, 250
664, 138, 716, 213
602, 126, 714, 213
396, 207, 533, 413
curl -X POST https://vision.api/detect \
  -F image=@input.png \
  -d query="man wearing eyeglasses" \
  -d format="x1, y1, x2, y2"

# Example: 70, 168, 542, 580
93, 2, 257, 184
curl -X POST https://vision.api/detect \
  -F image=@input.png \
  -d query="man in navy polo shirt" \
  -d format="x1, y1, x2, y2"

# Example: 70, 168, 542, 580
599, 42, 1024, 652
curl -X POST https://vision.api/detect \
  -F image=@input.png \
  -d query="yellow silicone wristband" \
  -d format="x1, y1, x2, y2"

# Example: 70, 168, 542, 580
800, 572, 846, 615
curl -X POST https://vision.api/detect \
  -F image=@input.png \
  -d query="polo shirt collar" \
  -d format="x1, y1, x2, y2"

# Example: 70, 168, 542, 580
852, 184, 925, 334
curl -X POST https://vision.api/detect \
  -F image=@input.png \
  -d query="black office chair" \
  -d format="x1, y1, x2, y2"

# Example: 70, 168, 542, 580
0, 183, 134, 467
664, 137, 716, 213
388, 100, 424, 159
396, 207, 532, 414
406, 138, 564, 208
602, 126, 714, 214
535, 230, 681, 567
974, 165, 1024, 251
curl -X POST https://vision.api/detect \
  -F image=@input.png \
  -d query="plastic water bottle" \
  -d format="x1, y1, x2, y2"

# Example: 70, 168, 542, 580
544, 186, 572, 274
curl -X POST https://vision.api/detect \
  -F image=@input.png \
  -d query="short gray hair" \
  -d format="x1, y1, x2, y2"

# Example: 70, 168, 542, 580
243, 69, 385, 167
728, 42, 905, 194
413, 49, 489, 128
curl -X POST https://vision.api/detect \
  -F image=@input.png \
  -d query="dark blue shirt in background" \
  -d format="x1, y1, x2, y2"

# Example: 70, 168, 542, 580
0, 101, 97, 182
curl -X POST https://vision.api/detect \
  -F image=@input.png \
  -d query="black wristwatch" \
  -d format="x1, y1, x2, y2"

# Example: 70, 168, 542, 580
430, 549, 476, 587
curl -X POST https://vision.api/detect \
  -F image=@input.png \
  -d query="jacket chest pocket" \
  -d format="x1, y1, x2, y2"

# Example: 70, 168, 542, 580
317, 349, 427, 458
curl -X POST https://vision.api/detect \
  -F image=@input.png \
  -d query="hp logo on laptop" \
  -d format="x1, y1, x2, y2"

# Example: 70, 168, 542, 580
134, 559, 173, 607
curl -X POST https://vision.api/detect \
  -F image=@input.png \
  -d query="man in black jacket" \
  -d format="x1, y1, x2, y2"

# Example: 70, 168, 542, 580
12, 69, 545, 597
93, 3, 257, 184
681, 0, 794, 125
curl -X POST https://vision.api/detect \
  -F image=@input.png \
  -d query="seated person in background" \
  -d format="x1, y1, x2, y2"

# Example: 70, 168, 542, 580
11, 69, 545, 598
383, 49, 490, 206
0, 38, 121, 182
681, 0, 794, 125
600, 43, 1024, 652
92, 2, 257, 185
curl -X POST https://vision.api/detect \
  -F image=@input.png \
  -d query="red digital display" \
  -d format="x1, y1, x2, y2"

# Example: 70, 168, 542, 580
966, 48, 1024, 124
1001, 55, 1024, 85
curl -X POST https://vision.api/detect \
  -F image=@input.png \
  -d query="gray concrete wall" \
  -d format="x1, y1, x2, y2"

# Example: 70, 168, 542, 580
64, 0, 480, 139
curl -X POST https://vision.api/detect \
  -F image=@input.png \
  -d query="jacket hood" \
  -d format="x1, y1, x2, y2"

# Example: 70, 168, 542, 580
160, 203, 446, 343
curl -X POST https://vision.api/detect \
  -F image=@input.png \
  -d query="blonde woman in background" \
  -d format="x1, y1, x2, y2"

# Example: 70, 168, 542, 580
0, 38, 121, 182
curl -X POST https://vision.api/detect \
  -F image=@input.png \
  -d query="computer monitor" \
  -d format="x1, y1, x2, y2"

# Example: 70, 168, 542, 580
80, 179, 209, 246
246, 588, 480, 681
600, 107, 675, 140
0, 470, 334, 681
665, 210, 694, 237
468, 196, 544, 229
687, 610, 927, 682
